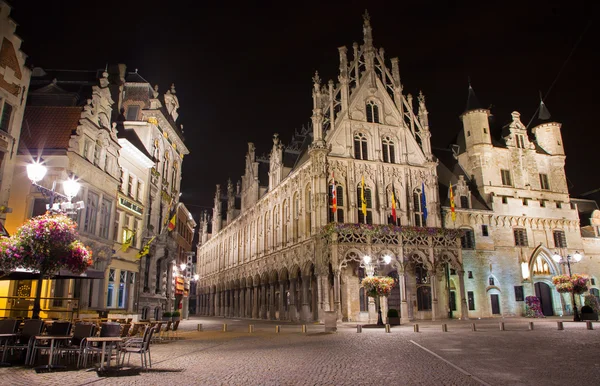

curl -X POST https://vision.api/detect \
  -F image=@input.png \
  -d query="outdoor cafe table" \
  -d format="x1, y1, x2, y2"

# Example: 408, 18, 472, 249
32, 335, 72, 371
0, 333, 16, 366
85, 336, 123, 371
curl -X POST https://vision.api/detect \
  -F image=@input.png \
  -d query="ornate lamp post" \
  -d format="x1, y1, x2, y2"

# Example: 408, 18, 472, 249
26, 162, 84, 214
362, 254, 391, 325
552, 251, 583, 322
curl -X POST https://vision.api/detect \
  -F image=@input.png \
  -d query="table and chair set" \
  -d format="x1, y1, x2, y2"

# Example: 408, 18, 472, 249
0, 318, 180, 372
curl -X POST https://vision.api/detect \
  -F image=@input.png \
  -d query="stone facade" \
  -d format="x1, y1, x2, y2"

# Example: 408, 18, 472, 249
196, 14, 465, 323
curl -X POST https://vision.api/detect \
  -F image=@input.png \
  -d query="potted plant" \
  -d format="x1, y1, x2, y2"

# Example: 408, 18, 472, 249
162, 311, 172, 321
387, 308, 400, 325
172, 311, 181, 321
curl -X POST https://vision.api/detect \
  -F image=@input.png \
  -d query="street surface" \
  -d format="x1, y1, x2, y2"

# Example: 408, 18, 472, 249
0, 316, 597, 385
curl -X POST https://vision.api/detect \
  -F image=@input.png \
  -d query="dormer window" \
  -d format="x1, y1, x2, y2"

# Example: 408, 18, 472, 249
366, 101, 380, 123
126, 105, 139, 121
381, 136, 395, 163
354, 133, 368, 160
516, 134, 525, 149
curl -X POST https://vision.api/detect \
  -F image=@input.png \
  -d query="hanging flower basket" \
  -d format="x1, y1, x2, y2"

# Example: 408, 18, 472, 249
552, 274, 589, 295
361, 276, 396, 298
0, 213, 92, 276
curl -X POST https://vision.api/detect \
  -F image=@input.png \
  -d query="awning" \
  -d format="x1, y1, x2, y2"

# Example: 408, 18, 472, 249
0, 268, 104, 281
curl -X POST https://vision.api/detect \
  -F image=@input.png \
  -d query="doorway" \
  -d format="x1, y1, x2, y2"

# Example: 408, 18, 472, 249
490, 294, 501, 315
534, 282, 554, 316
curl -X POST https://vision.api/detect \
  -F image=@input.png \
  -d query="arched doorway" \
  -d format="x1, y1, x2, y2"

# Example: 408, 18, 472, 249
534, 282, 554, 316
387, 270, 401, 313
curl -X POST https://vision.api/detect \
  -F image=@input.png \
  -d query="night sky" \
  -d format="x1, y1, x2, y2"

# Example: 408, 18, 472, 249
10, 0, 596, 219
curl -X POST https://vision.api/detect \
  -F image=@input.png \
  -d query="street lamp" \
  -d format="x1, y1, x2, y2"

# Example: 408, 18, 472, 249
362, 254, 392, 325
552, 251, 583, 321
27, 161, 84, 214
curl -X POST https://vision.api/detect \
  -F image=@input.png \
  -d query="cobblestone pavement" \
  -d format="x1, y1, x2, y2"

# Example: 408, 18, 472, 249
0, 316, 598, 386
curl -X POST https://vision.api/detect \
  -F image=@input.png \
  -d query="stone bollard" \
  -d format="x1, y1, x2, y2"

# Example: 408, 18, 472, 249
248, 324, 254, 333
301, 325, 307, 333
197, 323, 203, 331
414, 324, 419, 333
557, 321, 564, 330
356, 325, 362, 333
587, 321, 594, 330
385, 324, 391, 333
499, 322, 505, 331
528, 322, 534, 330
471, 323, 477, 332
275, 325, 281, 334
222, 323, 228, 332
442, 324, 448, 332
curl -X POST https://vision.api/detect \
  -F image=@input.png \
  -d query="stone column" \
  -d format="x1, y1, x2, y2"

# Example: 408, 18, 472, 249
252, 285, 259, 319
301, 278, 310, 322
457, 270, 469, 320
399, 272, 410, 324
289, 279, 297, 322
233, 289, 239, 317
317, 275, 326, 321
333, 272, 341, 320
239, 288, 245, 318
431, 272, 438, 321
215, 291, 220, 317
269, 283, 276, 320
278, 281, 286, 320
260, 285, 267, 319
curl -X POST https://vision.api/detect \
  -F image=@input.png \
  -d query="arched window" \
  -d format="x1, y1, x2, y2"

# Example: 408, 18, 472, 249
354, 133, 368, 160
413, 188, 424, 227
282, 200, 288, 246
532, 255, 551, 275
272, 205, 278, 248
293, 193, 299, 242
328, 182, 344, 223
305, 185, 312, 236
382, 136, 395, 163
162, 152, 170, 180
386, 184, 400, 225
358, 267, 368, 312
366, 100, 380, 123
356, 183, 373, 224
415, 263, 431, 311
264, 212, 269, 251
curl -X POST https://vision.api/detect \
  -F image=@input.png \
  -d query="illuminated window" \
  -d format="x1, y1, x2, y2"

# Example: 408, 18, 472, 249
532, 255, 551, 275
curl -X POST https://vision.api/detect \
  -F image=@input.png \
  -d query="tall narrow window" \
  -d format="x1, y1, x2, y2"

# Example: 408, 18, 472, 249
0, 102, 13, 131
328, 183, 345, 223
501, 169, 512, 186
83, 140, 91, 161
539, 173, 550, 190
460, 195, 469, 208
84, 191, 99, 234
128, 175, 135, 197
99, 198, 112, 239
293, 193, 299, 242
118, 271, 127, 308
513, 228, 528, 247
553, 230, 567, 248
382, 136, 395, 163
413, 188, 424, 227
354, 133, 368, 160
107, 269, 115, 307
356, 185, 373, 224
468, 291, 475, 310
461, 229, 475, 249
155, 259, 162, 294
94, 141, 101, 166
305, 186, 312, 236
365, 101, 380, 123
137, 181, 144, 202
415, 264, 431, 311
516, 134, 525, 149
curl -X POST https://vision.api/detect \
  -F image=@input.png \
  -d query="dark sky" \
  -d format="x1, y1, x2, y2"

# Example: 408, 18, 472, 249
10, 0, 596, 219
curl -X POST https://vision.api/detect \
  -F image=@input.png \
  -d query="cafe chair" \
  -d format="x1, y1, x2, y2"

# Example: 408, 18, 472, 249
28, 321, 72, 365
118, 325, 154, 369
4, 319, 44, 365
57, 323, 96, 368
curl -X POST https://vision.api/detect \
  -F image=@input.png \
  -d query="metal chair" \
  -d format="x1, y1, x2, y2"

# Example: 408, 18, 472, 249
120, 323, 131, 338
57, 323, 96, 367
4, 319, 44, 364
171, 320, 180, 340
81, 322, 121, 368
118, 325, 154, 369
28, 321, 72, 365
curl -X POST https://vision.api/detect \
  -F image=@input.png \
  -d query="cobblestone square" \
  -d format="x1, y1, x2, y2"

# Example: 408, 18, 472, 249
0, 317, 598, 386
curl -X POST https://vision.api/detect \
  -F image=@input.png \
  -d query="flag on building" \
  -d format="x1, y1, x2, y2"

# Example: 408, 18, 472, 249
421, 182, 428, 223
168, 213, 177, 231
331, 172, 337, 213
391, 184, 397, 224
136, 236, 156, 259
121, 231, 135, 252
449, 182, 456, 222
361, 176, 367, 218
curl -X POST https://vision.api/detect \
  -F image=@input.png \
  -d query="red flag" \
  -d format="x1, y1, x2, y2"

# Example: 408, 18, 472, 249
391, 187, 397, 224
331, 172, 337, 213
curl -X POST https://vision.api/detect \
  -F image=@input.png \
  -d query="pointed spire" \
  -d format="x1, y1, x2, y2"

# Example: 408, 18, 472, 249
362, 10, 373, 48
465, 78, 482, 112
538, 91, 551, 121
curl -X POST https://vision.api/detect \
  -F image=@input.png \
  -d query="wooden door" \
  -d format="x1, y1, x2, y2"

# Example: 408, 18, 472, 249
490, 294, 500, 315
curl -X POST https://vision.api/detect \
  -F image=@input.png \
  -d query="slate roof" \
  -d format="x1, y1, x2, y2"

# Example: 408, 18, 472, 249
20, 106, 81, 152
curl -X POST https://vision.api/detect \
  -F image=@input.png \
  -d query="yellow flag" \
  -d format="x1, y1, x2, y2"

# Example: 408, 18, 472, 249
449, 182, 456, 222
136, 236, 156, 259
361, 176, 367, 217
121, 231, 134, 252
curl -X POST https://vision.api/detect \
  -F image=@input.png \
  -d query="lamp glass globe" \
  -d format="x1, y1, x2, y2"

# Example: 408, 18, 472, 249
27, 162, 47, 183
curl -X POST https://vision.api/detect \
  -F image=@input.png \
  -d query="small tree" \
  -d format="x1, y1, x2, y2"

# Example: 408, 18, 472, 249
0, 213, 92, 319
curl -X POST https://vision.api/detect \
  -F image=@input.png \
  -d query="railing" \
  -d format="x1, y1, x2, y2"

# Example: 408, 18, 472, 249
0, 295, 78, 321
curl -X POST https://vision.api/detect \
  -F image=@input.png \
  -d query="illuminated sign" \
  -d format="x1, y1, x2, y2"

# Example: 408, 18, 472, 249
118, 196, 143, 216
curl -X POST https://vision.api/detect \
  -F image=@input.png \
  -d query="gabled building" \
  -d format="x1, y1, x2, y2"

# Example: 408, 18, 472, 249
196, 14, 463, 324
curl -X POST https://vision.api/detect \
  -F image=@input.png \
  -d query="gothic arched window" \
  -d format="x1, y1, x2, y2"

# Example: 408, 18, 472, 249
293, 192, 299, 242
354, 133, 368, 160
413, 188, 424, 227
328, 181, 345, 223
415, 263, 431, 311
366, 100, 380, 123
305, 185, 312, 236
382, 136, 395, 163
